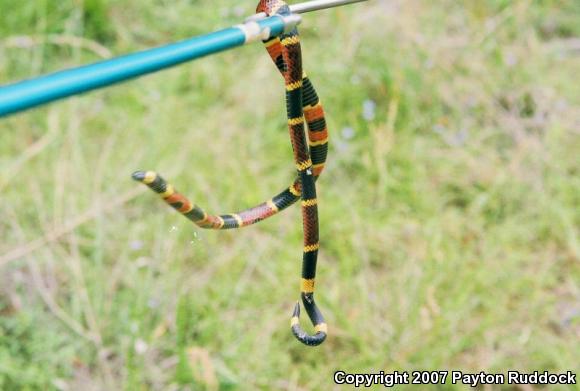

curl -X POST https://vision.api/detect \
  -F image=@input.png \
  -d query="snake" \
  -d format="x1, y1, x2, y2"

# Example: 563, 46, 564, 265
132, 0, 328, 346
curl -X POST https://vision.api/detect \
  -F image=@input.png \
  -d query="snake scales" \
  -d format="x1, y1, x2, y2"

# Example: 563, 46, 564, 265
133, 0, 329, 346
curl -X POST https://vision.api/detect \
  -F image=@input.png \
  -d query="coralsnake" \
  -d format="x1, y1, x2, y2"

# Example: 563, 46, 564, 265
133, 0, 329, 346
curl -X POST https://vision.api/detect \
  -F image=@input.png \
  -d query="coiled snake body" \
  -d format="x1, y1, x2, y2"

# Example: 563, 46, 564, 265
133, 0, 329, 346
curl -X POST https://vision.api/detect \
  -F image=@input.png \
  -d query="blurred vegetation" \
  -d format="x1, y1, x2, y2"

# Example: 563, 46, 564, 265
1, 0, 579, 390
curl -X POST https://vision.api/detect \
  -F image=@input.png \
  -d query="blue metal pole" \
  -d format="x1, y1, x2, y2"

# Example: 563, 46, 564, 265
0, 14, 300, 117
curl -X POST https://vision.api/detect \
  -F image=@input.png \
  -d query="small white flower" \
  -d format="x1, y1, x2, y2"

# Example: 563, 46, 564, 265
362, 99, 376, 121
134, 339, 148, 355
129, 240, 143, 251
147, 298, 159, 309
341, 126, 355, 140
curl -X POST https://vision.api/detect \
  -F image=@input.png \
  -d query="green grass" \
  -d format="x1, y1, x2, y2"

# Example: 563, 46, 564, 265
1, 0, 579, 390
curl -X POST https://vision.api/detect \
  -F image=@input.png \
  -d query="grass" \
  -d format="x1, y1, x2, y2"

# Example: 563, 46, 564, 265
1, 0, 579, 389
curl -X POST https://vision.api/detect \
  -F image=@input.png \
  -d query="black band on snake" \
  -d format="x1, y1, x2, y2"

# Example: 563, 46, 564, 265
132, 0, 328, 346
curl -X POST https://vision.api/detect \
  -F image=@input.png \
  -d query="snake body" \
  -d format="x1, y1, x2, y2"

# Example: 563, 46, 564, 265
133, 0, 328, 346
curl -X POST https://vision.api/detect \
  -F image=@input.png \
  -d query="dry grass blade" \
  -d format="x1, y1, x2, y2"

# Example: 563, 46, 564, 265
2, 34, 112, 59
0, 187, 145, 267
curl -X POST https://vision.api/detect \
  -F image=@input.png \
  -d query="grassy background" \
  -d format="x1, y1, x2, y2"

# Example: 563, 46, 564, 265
1, 0, 579, 389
